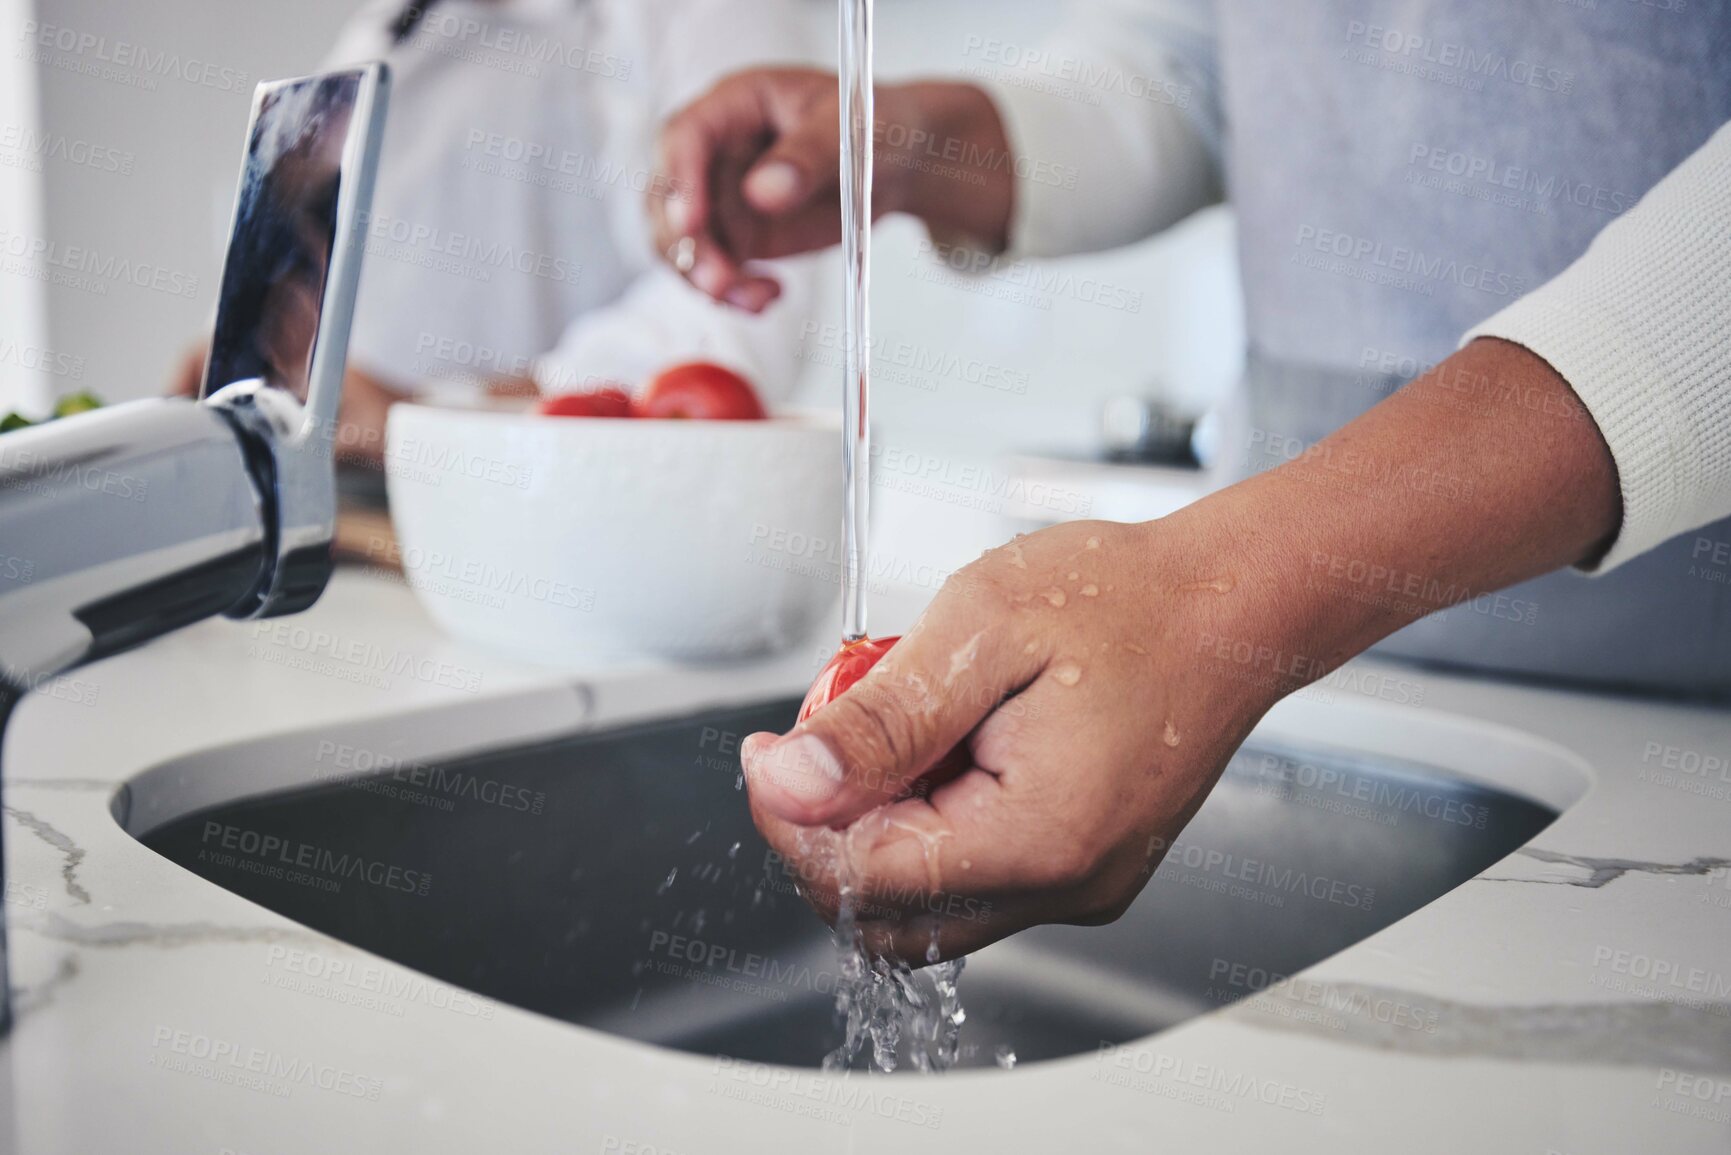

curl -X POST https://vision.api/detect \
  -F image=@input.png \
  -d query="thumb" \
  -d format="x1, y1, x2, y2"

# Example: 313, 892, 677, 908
741, 114, 841, 217
743, 623, 1019, 828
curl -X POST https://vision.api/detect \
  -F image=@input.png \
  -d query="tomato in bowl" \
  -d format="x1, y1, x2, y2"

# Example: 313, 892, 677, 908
536, 387, 634, 418
635, 363, 767, 421
535, 362, 768, 423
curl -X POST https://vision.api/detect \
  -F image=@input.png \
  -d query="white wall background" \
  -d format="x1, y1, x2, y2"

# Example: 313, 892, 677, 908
0, 0, 50, 418
25, 0, 362, 406
22, 0, 1243, 573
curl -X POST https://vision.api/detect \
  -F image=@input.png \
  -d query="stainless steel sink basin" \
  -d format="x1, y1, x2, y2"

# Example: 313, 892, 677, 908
120, 698, 1557, 1070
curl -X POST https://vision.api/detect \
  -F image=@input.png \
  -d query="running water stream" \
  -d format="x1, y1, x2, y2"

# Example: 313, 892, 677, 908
838, 0, 873, 646
825, 6, 970, 1067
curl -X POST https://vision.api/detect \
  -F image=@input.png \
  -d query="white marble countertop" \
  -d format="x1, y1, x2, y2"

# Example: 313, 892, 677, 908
3, 569, 1729, 1154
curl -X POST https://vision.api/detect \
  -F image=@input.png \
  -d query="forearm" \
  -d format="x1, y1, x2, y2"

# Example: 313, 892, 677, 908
1188, 338, 1621, 695
878, 82, 1015, 252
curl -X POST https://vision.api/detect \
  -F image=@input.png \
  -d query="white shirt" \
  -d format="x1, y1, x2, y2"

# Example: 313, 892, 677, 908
326, 0, 815, 400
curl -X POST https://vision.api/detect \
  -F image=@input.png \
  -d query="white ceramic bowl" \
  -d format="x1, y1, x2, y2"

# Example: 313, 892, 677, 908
384, 402, 842, 662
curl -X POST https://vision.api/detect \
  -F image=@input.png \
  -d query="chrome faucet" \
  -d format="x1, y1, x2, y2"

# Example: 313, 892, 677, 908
0, 389, 274, 687
0, 64, 390, 1033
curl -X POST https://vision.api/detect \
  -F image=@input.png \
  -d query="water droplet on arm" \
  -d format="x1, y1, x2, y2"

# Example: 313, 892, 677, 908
946, 630, 986, 685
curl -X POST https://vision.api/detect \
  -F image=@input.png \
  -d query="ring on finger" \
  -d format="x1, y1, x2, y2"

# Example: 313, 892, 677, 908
668, 235, 697, 274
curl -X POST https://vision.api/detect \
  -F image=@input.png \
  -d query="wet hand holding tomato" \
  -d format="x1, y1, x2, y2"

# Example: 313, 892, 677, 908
774, 634, 1002, 824
740, 517, 1290, 962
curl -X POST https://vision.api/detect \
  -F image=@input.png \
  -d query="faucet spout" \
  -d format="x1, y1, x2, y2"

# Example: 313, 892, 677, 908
0, 397, 272, 687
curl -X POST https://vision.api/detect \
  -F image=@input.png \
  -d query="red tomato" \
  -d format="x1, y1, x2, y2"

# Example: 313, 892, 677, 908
799, 636, 900, 723
799, 635, 972, 784
537, 387, 635, 418
635, 362, 767, 421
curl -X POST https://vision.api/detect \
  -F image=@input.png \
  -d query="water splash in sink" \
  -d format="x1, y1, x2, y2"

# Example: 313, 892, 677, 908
824, 939, 967, 1073
805, 817, 973, 1072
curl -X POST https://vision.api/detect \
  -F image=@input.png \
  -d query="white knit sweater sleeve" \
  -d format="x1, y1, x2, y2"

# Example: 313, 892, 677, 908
1465, 119, 1731, 573
976, 0, 1225, 260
